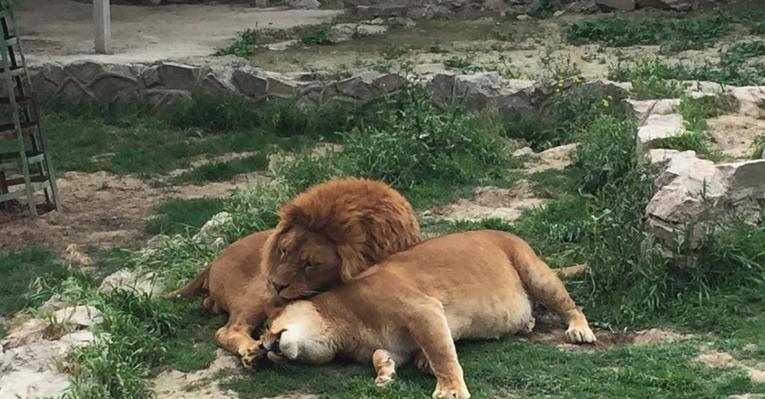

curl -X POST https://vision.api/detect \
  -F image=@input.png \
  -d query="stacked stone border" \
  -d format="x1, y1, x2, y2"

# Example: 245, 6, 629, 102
29, 60, 765, 248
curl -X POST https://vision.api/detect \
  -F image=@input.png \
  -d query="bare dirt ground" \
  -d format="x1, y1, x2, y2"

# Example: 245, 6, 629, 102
17, 0, 340, 65
0, 170, 266, 253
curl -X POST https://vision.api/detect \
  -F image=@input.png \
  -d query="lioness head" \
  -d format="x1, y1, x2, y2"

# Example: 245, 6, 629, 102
263, 178, 421, 300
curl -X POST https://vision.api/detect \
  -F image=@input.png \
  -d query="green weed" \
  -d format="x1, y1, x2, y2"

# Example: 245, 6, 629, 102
144, 197, 227, 236
215, 29, 263, 57
298, 23, 334, 45
527, 0, 561, 18
630, 76, 685, 100
567, 12, 730, 53
0, 248, 71, 316
167, 153, 268, 186
576, 115, 637, 193
676, 94, 739, 133
442, 56, 484, 73
753, 135, 765, 159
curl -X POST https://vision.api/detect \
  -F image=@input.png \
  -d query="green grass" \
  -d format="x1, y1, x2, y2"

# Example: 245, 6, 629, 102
0, 248, 71, 317
567, 11, 731, 53
608, 39, 765, 87
502, 84, 632, 151
167, 153, 269, 186
223, 340, 763, 399
650, 94, 740, 160
144, 197, 227, 236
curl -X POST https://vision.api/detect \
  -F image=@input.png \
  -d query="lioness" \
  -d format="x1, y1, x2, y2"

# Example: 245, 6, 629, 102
168, 178, 421, 360
248, 230, 596, 399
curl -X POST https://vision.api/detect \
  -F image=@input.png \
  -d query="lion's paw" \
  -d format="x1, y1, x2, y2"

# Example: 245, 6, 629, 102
240, 344, 267, 369
375, 372, 397, 386
432, 382, 470, 399
565, 322, 596, 344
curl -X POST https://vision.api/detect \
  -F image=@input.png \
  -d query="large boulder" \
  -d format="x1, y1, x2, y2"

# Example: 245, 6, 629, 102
596, 0, 635, 10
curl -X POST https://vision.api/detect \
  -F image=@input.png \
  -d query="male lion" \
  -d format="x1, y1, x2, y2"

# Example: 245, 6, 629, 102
168, 178, 421, 360
248, 230, 596, 399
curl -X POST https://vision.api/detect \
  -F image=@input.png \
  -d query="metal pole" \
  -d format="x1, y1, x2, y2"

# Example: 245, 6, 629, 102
94, 0, 111, 54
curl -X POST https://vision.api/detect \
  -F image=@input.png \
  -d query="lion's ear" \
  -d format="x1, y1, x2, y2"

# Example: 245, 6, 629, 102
279, 203, 309, 227
337, 243, 367, 282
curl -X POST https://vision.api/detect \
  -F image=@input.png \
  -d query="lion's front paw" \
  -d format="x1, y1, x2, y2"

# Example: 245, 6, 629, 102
565, 321, 596, 344
432, 381, 470, 399
375, 372, 397, 386
240, 343, 267, 369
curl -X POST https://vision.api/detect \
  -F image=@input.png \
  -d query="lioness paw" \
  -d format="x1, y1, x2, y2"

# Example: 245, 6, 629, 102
565, 322, 596, 344
240, 344, 267, 369
375, 372, 396, 386
432, 385, 471, 399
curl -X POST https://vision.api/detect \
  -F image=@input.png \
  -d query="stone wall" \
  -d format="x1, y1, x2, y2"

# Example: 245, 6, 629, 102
29, 60, 627, 117
343, 0, 720, 18
631, 90, 765, 249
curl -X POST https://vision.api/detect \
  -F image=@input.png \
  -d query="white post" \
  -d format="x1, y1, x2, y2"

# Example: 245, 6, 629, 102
94, 0, 112, 54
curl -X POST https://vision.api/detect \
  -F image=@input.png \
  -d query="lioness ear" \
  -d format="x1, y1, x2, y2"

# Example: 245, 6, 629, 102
337, 243, 367, 282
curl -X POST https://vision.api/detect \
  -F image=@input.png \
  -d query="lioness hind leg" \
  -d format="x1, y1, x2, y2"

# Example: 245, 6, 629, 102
372, 349, 397, 386
406, 306, 470, 399
517, 255, 595, 344
413, 350, 432, 375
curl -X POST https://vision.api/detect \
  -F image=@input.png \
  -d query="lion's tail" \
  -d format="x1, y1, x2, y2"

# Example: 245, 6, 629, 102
163, 266, 210, 300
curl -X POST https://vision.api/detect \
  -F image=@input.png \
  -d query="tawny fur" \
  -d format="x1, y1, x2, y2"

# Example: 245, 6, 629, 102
167, 178, 422, 359
253, 230, 596, 399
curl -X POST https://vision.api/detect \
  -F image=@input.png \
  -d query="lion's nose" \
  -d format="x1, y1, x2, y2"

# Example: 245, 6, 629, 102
269, 278, 287, 294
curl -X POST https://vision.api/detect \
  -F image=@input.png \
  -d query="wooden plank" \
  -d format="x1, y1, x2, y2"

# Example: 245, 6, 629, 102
93, 0, 112, 54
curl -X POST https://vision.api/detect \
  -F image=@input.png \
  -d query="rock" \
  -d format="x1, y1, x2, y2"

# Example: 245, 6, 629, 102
512, 146, 535, 157
516, 14, 531, 20
153, 349, 241, 399
429, 73, 456, 105
193, 211, 232, 246
52, 305, 103, 327
636, 113, 685, 155
526, 143, 579, 173
287, 0, 321, 8
232, 69, 268, 99
41, 294, 66, 312
596, 0, 635, 10
454, 72, 504, 110
717, 159, 765, 204
636, 0, 692, 11
337, 72, 382, 100
331, 23, 387, 42
156, 62, 199, 91
0, 330, 94, 399
1, 318, 47, 349
99, 269, 163, 296
56, 78, 93, 101
88, 73, 140, 102
645, 151, 723, 245
266, 40, 298, 51
146, 89, 192, 109
387, 16, 415, 27
553, 9, 566, 16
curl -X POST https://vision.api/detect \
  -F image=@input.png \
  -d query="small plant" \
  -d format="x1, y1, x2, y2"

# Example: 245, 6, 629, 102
651, 130, 718, 159
381, 43, 409, 60
538, 52, 581, 81
298, 23, 334, 45
676, 94, 739, 133
630, 76, 685, 100
721, 40, 765, 65
752, 135, 765, 160
215, 29, 262, 57
443, 56, 479, 73
492, 27, 514, 41
576, 115, 637, 193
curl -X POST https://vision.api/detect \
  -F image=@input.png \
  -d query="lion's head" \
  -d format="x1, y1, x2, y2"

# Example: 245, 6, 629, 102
263, 178, 421, 300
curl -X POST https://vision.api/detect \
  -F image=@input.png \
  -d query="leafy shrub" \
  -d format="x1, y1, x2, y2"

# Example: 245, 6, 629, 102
166, 93, 259, 131
298, 23, 334, 45
339, 91, 507, 190
215, 29, 262, 57
630, 76, 685, 100
527, 0, 561, 18
576, 115, 636, 193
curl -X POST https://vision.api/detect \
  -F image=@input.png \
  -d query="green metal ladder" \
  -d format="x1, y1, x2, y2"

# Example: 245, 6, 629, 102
0, 3, 59, 216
